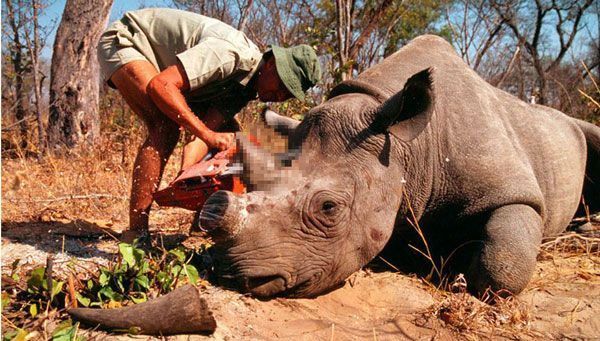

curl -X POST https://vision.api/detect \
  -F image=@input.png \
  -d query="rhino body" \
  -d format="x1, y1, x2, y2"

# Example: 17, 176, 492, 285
201, 35, 600, 298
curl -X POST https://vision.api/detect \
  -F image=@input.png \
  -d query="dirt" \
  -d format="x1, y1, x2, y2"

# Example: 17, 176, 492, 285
2, 215, 599, 340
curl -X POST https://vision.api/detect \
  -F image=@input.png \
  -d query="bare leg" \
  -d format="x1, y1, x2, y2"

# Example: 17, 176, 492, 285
180, 108, 229, 233
110, 61, 181, 235
181, 136, 208, 171
467, 204, 542, 296
180, 107, 228, 171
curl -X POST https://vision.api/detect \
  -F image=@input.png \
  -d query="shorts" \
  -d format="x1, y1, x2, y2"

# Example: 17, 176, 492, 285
97, 20, 149, 88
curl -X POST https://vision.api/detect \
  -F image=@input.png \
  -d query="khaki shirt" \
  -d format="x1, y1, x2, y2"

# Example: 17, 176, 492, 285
102, 8, 262, 117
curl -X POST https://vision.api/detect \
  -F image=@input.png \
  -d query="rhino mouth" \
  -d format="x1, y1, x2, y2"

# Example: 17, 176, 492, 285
243, 275, 287, 297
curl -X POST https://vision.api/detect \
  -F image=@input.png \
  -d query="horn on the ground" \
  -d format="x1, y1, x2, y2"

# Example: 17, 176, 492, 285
69, 285, 216, 335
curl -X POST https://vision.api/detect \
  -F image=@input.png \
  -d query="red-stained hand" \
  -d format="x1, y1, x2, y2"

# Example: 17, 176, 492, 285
206, 132, 235, 151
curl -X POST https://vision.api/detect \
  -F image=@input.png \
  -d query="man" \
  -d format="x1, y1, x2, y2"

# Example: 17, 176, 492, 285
97, 8, 321, 242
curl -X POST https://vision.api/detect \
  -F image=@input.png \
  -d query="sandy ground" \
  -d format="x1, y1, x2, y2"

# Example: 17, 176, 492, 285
2, 213, 599, 340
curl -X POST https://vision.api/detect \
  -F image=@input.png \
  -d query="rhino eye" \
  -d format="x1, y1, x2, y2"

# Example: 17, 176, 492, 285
321, 201, 337, 215
302, 191, 349, 236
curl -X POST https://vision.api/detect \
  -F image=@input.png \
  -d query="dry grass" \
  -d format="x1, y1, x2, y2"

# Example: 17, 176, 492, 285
411, 226, 600, 339
539, 231, 600, 258
2, 123, 201, 234
370, 166, 600, 339
1, 100, 285, 228
419, 283, 535, 337
0, 104, 285, 339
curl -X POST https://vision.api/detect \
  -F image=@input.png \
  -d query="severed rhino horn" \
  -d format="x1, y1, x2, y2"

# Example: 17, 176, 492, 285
68, 285, 216, 335
200, 135, 292, 239
236, 133, 284, 190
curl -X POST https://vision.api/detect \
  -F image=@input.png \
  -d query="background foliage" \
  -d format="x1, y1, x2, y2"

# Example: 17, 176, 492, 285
1, 0, 598, 159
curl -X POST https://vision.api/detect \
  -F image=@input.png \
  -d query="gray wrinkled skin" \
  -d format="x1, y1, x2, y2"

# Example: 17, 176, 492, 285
201, 35, 600, 298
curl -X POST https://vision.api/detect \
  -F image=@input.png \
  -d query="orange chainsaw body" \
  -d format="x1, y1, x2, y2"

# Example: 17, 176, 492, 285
153, 148, 245, 211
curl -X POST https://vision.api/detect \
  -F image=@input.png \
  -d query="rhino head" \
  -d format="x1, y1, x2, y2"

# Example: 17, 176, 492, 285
201, 68, 435, 298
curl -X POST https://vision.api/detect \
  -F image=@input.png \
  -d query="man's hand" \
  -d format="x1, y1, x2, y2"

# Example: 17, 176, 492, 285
205, 132, 234, 151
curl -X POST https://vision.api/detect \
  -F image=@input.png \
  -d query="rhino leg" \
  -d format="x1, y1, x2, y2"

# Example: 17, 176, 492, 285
466, 204, 542, 296
575, 119, 600, 213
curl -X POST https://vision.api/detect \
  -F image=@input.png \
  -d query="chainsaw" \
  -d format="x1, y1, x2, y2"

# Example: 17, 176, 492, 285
153, 138, 252, 211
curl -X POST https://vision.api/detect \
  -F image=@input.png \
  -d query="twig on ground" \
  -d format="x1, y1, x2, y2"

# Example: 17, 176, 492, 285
4, 193, 127, 203
67, 273, 78, 309
330, 323, 335, 341
540, 232, 600, 258
45, 254, 54, 304
541, 233, 600, 248
377, 256, 400, 272
1, 115, 37, 132
95, 227, 120, 242
2, 314, 19, 329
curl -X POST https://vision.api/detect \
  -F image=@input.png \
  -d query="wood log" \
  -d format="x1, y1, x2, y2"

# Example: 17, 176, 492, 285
68, 285, 216, 335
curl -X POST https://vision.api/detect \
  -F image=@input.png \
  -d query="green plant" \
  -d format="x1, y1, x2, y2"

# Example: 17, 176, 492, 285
51, 320, 85, 341
1, 242, 210, 339
25, 266, 65, 318
74, 241, 204, 308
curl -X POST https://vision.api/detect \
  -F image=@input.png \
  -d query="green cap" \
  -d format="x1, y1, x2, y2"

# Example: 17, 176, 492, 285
270, 45, 321, 101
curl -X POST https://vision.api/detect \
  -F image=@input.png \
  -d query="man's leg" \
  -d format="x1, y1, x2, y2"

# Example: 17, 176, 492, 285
110, 61, 181, 238
181, 135, 209, 171
179, 108, 230, 233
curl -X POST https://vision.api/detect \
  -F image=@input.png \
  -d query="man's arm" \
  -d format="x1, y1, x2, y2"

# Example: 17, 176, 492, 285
146, 63, 232, 150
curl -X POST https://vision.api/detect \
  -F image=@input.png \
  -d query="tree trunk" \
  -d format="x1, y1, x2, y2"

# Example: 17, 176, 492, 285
25, 0, 46, 157
47, 0, 113, 150
14, 48, 28, 150
237, 0, 253, 32
335, 0, 353, 81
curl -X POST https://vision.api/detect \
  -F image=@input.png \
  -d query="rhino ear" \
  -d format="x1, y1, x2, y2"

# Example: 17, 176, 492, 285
261, 108, 301, 137
377, 68, 434, 141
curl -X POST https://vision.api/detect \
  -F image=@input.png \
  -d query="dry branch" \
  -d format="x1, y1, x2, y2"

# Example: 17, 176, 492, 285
4, 193, 127, 203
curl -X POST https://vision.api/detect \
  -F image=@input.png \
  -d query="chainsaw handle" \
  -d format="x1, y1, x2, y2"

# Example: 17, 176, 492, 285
204, 133, 260, 161
201, 151, 214, 162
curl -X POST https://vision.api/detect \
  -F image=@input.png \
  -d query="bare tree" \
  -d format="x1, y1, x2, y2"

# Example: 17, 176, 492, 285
237, 0, 253, 31
23, 0, 45, 155
47, 0, 114, 150
252, 0, 317, 47
445, 0, 509, 73
490, 0, 595, 105
320, 0, 448, 84
334, 0, 351, 81
2, 0, 54, 155
3, 0, 31, 149
172, 0, 248, 28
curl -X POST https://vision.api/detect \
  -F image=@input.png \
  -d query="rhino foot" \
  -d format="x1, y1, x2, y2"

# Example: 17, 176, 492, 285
466, 204, 543, 296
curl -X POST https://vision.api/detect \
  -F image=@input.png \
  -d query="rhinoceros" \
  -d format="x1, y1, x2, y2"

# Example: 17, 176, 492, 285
200, 34, 600, 298
70, 35, 599, 334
